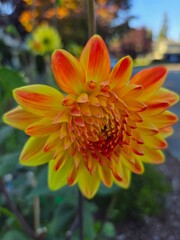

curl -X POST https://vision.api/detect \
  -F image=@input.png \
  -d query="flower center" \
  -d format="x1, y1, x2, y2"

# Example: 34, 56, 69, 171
88, 121, 122, 160
43, 37, 50, 45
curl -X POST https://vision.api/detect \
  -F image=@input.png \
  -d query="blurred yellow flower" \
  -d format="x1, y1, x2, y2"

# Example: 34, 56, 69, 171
27, 24, 62, 55
3, 35, 179, 199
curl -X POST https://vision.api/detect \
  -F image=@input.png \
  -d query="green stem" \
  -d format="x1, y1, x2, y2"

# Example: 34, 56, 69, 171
78, 190, 84, 240
0, 179, 42, 240
87, 0, 96, 37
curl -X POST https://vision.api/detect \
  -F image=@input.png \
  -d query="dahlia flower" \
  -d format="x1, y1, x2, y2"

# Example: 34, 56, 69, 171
3, 35, 179, 199
27, 24, 62, 55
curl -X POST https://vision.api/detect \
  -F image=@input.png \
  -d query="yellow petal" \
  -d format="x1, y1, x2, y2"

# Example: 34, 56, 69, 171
25, 119, 59, 137
147, 87, 179, 106
122, 155, 144, 174
159, 126, 174, 138
13, 85, 63, 116
78, 164, 100, 199
139, 147, 165, 164
143, 134, 167, 149
148, 111, 178, 128
98, 164, 113, 187
48, 158, 73, 190
112, 160, 131, 188
2, 106, 40, 130
20, 137, 52, 166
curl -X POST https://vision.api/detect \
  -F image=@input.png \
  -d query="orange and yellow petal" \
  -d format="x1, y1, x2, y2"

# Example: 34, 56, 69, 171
131, 66, 167, 99
20, 137, 52, 166
139, 147, 165, 164
13, 85, 64, 116
112, 160, 131, 189
80, 35, 110, 83
110, 56, 133, 91
148, 111, 178, 129
25, 119, 59, 137
147, 87, 179, 106
122, 155, 144, 174
48, 158, 74, 190
98, 164, 113, 187
2, 106, 40, 130
51, 50, 85, 94
78, 164, 100, 199
159, 126, 174, 138
142, 101, 170, 116
143, 134, 167, 149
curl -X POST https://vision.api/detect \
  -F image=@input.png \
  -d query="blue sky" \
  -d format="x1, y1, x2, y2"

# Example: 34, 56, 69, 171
129, 0, 180, 41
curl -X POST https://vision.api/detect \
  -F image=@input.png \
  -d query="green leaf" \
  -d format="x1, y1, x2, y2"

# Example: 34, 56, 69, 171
0, 207, 16, 219
0, 67, 28, 114
0, 67, 28, 94
2, 230, 28, 240
102, 221, 116, 238
0, 152, 19, 176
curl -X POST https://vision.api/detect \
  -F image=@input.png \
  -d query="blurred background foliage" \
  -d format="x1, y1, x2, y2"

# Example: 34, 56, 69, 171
0, 0, 172, 239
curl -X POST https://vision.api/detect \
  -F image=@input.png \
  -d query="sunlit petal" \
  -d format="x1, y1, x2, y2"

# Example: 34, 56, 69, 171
48, 158, 73, 190
52, 50, 85, 94
131, 66, 167, 99
20, 137, 52, 166
2, 106, 40, 130
80, 35, 110, 83
13, 85, 64, 116
110, 56, 133, 90
78, 164, 100, 199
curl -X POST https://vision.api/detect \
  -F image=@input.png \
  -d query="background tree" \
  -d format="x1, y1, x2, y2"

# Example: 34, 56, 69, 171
158, 13, 168, 40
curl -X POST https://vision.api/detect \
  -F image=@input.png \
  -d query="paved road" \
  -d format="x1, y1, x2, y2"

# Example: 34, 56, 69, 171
134, 64, 180, 160
164, 69, 180, 160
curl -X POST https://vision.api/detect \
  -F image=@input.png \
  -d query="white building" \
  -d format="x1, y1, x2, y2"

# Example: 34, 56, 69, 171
153, 39, 180, 62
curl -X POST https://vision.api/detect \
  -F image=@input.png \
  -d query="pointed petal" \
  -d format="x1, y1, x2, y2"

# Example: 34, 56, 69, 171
159, 126, 174, 138
110, 56, 133, 90
143, 101, 170, 116
98, 165, 113, 187
143, 134, 167, 149
52, 50, 85, 94
137, 121, 159, 135
78, 164, 100, 199
148, 87, 179, 106
2, 106, 40, 130
48, 158, 73, 190
131, 66, 167, 99
112, 160, 131, 188
139, 147, 165, 164
122, 155, 144, 174
67, 167, 78, 186
20, 137, 52, 166
80, 35, 110, 83
13, 85, 63, 116
25, 119, 60, 137
126, 99, 147, 112
150, 111, 178, 128
44, 131, 62, 152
